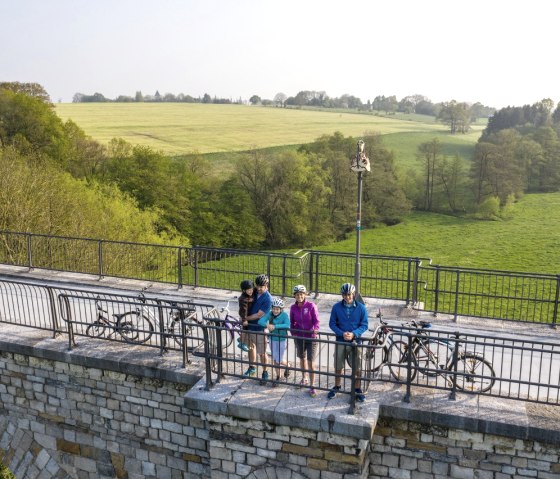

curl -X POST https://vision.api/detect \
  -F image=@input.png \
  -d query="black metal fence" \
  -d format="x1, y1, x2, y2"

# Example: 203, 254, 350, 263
0, 230, 559, 326
0, 277, 559, 412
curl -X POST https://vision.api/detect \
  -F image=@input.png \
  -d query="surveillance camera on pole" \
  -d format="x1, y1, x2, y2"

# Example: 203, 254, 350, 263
351, 140, 370, 304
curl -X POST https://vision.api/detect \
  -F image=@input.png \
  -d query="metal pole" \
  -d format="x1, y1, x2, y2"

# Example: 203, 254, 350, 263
351, 139, 369, 304
354, 170, 363, 299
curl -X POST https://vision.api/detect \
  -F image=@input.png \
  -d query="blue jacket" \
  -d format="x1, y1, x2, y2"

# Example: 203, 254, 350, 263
258, 310, 290, 341
329, 300, 368, 342
247, 290, 272, 331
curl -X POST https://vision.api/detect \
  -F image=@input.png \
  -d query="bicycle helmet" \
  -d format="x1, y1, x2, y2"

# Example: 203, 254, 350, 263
292, 284, 307, 295
271, 297, 284, 308
340, 283, 356, 295
240, 279, 254, 290
255, 274, 269, 286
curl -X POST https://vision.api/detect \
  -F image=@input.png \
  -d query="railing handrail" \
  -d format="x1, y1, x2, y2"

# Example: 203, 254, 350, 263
0, 276, 559, 411
0, 229, 559, 326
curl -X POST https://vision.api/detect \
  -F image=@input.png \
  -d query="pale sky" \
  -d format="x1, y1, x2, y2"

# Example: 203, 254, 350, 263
1, 0, 558, 109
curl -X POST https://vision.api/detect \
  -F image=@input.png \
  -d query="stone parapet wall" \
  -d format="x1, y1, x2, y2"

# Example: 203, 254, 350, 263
0, 349, 209, 478
195, 411, 370, 478
369, 417, 560, 479
1, 325, 559, 478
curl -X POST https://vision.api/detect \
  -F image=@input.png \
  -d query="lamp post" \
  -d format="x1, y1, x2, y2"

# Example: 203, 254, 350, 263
350, 140, 370, 303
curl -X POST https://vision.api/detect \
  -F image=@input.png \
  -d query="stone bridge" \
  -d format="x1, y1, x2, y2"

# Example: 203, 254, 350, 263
0, 266, 559, 479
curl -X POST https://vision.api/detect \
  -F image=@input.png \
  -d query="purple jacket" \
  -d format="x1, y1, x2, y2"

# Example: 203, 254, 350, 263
289, 300, 320, 338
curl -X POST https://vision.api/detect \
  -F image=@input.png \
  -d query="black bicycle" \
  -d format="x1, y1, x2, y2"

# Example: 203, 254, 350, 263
345, 310, 408, 381
86, 293, 153, 343
390, 320, 496, 393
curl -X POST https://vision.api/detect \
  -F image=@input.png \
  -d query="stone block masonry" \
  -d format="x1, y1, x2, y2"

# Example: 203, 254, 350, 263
1, 324, 560, 478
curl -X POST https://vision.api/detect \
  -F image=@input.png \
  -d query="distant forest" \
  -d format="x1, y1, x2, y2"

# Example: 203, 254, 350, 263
72, 89, 496, 121
2, 82, 560, 250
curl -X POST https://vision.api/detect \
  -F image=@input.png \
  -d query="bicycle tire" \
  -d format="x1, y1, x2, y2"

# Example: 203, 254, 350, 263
387, 340, 416, 381
453, 353, 496, 393
222, 318, 236, 349
169, 317, 189, 347
119, 311, 154, 344
414, 340, 452, 377
86, 320, 109, 338
362, 338, 380, 379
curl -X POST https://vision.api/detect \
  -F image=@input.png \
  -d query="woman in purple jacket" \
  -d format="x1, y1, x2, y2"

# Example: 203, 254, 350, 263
289, 285, 320, 397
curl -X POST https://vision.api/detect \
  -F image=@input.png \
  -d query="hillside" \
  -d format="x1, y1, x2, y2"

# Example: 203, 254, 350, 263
318, 193, 560, 274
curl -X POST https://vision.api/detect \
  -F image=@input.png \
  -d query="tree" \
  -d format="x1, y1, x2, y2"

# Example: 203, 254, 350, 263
135, 91, 144, 102
273, 92, 287, 107
249, 95, 261, 105
437, 101, 471, 133
0, 81, 51, 103
416, 138, 443, 210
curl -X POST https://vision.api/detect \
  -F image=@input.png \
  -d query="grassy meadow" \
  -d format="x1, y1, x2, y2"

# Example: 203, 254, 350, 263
53, 103, 560, 274
317, 193, 560, 274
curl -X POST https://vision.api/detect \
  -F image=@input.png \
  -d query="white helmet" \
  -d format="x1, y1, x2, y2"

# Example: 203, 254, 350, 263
292, 284, 307, 295
271, 297, 284, 308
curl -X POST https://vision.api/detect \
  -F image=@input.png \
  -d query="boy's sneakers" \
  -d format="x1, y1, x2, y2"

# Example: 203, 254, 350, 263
243, 367, 256, 377
260, 371, 269, 385
237, 338, 250, 352
327, 385, 341, 399
355, 388, 366, 403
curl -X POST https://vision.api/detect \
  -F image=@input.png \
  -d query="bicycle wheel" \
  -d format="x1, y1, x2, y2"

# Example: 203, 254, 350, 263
387, 340, 416, 381
119, 311, 154, 344
169, 317, 193, 348
362, 338, 380, 379
453, 353, 496, 393
414, 340, 451, 377
86, 320, 109, 338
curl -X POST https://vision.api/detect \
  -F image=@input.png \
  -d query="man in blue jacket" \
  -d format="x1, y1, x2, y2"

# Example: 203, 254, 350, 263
328, 283, 368, 402
243, 274, 272, 383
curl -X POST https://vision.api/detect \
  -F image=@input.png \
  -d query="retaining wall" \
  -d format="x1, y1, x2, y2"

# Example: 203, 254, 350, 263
0, 326, 559, 478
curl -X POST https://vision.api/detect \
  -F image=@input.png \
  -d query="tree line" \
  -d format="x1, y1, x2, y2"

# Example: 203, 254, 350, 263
1, 82, 411, 249
410, 98, 560, 217
3, 82, 560, 249
72, 88, 496, 128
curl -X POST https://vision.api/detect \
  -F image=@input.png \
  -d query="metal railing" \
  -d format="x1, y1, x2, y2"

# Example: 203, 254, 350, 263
0, 277, 559, 412
0, 230, 559, 326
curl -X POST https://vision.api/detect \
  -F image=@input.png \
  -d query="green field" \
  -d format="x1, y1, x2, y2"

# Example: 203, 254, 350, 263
56, 102, 483, 152
54, 103, 560, 275
56, 102, 485, 175
317, 193, 560, 274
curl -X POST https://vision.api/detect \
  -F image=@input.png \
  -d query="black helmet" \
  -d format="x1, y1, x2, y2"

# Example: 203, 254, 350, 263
240, 279, 254, 290
255, 274, 269, 286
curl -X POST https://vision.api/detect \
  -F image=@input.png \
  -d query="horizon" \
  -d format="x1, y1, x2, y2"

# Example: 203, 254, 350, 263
1, 0, 558, 110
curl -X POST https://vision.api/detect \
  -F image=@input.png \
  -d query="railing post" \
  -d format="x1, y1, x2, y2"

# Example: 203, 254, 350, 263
267, 255, 272, 287
453, 270, 461, 322
412, 258, 420, 307
403, 333, 413, 403
27, 233, 33, 270
194, 247, 199, 288
448, 333, 460, 401
281, 254, 287, 297
552, 275, 560, 329
98, 240, 103, 279
177, 247, 183, 289
314, 252, 320, 298
433, 265, 441, 317
349, 341, 358, 414
308, 252, 314, 294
